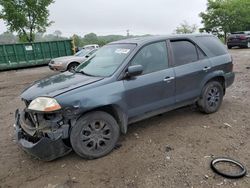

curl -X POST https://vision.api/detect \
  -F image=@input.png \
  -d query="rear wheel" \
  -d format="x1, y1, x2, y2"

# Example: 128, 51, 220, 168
70, 111, 120, 159
198, 81, 224, 114
67, 62, 79, 72
227, 45, 232, 49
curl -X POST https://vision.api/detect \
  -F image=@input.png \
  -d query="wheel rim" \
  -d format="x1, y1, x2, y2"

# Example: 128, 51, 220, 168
69, 65, 77, 72
80, 120, 112, 152
206, 87, 220, 108
248, 42, 250, 48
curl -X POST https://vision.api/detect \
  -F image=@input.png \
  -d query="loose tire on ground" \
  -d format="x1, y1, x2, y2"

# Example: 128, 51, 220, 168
70, 111, 120, 159
198, 81, 224, 114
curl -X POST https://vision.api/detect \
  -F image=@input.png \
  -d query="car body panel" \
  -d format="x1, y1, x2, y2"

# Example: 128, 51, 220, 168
21, 71, 103, 100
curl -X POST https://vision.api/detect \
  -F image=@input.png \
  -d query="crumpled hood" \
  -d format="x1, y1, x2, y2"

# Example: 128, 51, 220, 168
21, 72, 103, 100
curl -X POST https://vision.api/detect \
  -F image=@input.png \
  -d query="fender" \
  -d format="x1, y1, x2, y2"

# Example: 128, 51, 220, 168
199, 70, 225, 94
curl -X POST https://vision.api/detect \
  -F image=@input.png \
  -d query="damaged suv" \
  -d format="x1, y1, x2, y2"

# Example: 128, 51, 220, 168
14, 35, 235, 161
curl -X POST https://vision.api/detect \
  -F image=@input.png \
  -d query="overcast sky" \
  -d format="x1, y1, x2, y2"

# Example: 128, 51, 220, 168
0, 0, 208, 36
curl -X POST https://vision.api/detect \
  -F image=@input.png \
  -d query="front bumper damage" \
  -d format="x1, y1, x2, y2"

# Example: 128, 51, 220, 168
14, 109, 72, 161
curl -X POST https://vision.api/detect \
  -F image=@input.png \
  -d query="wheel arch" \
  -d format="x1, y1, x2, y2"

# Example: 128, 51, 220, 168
79, 105, 128, 134
200, 71, 226, 95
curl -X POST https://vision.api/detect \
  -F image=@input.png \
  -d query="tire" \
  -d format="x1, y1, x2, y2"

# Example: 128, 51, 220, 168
227, 46, 232, 49
70, 111, 120, 159
67, 62, 79, 72
198, 81, 224, 114
247, 42, 250, 48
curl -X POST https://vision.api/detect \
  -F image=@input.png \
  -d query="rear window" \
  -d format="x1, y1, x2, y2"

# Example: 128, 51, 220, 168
197, 36, 227, 57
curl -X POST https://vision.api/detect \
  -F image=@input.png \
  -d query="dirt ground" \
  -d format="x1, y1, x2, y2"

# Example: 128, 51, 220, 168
0, 49, 249, 188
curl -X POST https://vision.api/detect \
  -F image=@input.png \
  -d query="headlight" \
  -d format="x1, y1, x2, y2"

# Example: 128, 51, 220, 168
54, 62, 63, 65
28, 97, 61, 112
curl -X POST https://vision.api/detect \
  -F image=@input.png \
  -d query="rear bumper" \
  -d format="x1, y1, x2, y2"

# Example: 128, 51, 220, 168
227, 41, 248, 47
225, 72, 235, 88
14, 110, 72, 161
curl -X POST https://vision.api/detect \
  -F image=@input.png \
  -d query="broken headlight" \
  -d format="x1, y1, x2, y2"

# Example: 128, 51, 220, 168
28, 97, 61, 112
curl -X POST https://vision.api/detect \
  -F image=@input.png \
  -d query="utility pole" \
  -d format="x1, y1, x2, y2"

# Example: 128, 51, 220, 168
126, 29, 130, 37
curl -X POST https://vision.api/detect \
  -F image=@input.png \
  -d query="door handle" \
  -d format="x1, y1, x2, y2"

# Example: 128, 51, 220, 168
163, 76, 175, 82
203, 66, 211, 71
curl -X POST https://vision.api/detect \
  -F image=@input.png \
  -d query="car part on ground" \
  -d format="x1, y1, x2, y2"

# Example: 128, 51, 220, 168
15, 34, 235, 161
211, 157, 247, 179
227, 31, 250, 49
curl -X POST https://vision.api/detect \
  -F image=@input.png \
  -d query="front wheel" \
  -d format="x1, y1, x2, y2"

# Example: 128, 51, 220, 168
70, 111, 120, 159
67, 62, 79, 72
198, 81, 224, 114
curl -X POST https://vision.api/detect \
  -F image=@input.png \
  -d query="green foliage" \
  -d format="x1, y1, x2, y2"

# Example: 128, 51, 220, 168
175, 21, 198, 34
0, 0, 54, 42
200, 0, 250, 42
71, 33, 128, 47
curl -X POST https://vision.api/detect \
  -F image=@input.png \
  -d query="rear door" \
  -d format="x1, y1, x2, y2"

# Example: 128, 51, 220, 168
169, 39, 212, 104
123, 41, 175, 118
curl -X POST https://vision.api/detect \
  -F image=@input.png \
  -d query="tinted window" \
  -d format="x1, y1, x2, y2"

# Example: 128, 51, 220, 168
130, 41, 168, 74
197, 36, 227, 56
171, 40, 198, 66
197, 47, 207, 60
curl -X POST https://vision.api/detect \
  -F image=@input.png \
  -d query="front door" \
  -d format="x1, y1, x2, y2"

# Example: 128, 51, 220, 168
123, 41, 176, 118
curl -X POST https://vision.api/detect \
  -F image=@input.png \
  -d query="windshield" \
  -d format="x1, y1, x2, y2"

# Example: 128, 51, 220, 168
75, 49, 91, 57
76, 44, 136, 77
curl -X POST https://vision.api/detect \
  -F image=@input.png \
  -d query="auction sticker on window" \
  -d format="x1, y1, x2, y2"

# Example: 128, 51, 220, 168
115, 49, 130, 54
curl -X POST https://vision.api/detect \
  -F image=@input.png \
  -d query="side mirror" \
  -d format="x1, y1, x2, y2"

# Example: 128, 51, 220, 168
126, 65, 143, 78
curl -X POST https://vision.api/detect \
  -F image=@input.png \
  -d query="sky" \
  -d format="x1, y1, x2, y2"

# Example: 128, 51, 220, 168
0, 0, 208, 37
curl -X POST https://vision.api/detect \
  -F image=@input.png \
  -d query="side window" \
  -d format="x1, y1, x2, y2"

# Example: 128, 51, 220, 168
197, 36, 227, 56
89, 49, 97, 55
170, 40, 198, 66
130, 41, 168, 74
197, 47, 207, 60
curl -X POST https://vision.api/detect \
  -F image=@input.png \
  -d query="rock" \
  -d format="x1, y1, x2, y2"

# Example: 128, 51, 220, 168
134, 133, 139, 139
166, 156, 171, 160
165, 146, 173, 152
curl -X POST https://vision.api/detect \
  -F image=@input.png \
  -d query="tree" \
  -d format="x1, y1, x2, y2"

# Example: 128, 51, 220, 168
0, 0, 54, 42
83, 33, 98, 44
175, 21, 198, 34
200, 0, 250, 43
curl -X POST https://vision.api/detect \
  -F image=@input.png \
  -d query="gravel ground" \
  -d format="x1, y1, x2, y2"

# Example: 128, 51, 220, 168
0, 49, 249, 188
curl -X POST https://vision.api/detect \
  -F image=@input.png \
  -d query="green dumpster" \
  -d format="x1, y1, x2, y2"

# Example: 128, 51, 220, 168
0, 40, 75, 71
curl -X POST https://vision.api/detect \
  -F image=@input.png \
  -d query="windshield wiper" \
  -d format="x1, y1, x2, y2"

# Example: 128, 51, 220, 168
75, 70, 95, 77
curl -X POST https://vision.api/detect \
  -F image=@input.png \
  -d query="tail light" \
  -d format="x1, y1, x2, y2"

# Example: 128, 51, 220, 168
240, 36, 247, 40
